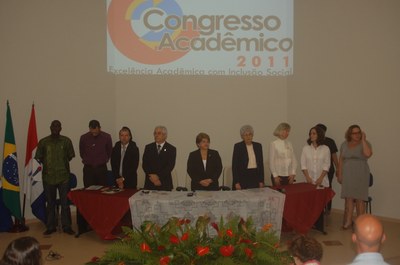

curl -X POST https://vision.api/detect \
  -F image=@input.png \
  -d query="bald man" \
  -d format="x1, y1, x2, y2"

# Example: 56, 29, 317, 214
349, 214, 389, 265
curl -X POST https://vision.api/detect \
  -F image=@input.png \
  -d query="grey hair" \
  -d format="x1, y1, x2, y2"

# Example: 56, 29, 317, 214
154, 125, 168, 136
273, 122, 291, 136
240, 125, 254, 136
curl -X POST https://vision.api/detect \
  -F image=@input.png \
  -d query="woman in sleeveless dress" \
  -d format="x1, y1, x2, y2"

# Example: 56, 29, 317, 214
337, 125, 372, 229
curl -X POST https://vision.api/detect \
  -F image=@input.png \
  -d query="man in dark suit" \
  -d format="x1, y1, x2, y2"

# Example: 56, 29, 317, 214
232, 125, 265, 190
142, 126, 176, 191
111, 127, 139, 189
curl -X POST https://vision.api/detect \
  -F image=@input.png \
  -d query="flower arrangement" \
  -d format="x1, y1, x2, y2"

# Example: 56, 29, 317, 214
87, 215, 292, 265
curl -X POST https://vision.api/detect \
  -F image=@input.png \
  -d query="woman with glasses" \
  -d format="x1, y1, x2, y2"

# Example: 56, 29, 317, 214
337, 125, 373, 229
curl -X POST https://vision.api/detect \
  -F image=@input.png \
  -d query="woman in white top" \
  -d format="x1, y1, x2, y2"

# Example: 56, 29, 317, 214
301, 126, 331, 187
269, 122, 297, 186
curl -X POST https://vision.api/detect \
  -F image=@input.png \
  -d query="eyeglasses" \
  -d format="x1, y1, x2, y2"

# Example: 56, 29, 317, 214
351, 131, 361, 135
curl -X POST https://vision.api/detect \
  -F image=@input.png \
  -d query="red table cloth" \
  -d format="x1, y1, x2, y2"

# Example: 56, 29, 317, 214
279, 182, 335, 234
68, 188, 137, 239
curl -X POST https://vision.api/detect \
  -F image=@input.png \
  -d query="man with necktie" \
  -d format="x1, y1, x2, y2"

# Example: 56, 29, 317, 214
111, 127, 139, 189
142, 126, 176, 191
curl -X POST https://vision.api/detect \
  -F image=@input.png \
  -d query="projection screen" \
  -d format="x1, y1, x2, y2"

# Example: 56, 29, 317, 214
107, 0, 293, 77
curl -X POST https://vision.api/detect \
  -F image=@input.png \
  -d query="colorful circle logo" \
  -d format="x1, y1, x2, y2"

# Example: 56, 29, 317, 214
108, 0, 198, 65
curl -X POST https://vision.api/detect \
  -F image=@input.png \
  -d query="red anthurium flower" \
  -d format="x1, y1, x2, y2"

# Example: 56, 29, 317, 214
196, 246, 210, 256
240, 238, 252, 244
179, 218, 191, 225
140, 242, 151, 253
226, 229, 234, 237
181, 232, 189, 241
159, 256, 170, 265
169, 235, 180, 244
158, 245, 166, 252
244, 247, 253, 259
211, 222, 219, 232
219, 245, 235, 257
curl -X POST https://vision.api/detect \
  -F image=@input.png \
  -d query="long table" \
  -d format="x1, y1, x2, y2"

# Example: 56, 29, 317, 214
69, 183, 333, 240
68, 188, 137, 240
129, 188, 286, 235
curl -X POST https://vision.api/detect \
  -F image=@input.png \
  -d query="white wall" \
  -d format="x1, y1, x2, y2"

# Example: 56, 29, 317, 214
1, 0, 399, 220
0, 0, 115, 219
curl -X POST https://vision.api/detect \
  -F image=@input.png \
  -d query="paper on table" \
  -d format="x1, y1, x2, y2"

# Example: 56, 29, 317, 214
102, 189, 123, 194
85, 185, 103, 190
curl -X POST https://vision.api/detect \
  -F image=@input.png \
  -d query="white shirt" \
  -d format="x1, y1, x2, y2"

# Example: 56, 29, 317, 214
301, 144, 330, 187
349, 252, 390, 265
156, 142, 165, 152
269, 138, 297, 178
246, 144, 257, 169
121, 143, 129, 155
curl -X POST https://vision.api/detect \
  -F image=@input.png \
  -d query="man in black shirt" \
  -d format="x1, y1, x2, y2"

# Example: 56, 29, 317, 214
316, 124, 339, 214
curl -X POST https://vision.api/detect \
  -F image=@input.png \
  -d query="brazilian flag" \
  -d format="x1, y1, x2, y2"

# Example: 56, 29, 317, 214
1, 101, 22, 220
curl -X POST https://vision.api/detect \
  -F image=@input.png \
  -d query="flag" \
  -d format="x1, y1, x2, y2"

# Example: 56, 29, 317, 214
1, 101, 22, 220
0, 181, 13, 232
24, 104, 46, 223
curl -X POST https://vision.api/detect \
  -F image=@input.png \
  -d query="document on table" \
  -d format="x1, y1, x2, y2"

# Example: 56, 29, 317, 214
85, 185, 103, 190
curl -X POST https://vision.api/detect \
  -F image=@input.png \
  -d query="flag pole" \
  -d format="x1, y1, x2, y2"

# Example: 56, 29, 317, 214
22, 103, 34, 221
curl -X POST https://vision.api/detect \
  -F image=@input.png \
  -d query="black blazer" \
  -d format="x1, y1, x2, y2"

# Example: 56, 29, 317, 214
110, 141, 139, 189
187, 149, 222, 191
142, 142, 176, 191
232, 141, 264, 188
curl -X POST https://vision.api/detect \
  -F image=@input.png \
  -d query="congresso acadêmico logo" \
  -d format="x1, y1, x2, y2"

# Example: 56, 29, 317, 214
108, 0, 199, 65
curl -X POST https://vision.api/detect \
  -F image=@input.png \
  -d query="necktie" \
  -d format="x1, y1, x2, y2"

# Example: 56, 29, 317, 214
157, 144, 162, 154
119, 145, 126, 176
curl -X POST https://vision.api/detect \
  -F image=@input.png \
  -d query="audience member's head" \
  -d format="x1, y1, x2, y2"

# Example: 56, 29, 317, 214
352, 214, 386, 254
0, 236, 42, 265
288, 235, 323, 265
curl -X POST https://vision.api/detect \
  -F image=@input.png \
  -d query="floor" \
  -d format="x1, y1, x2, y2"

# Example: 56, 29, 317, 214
0, 210, 399, 265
